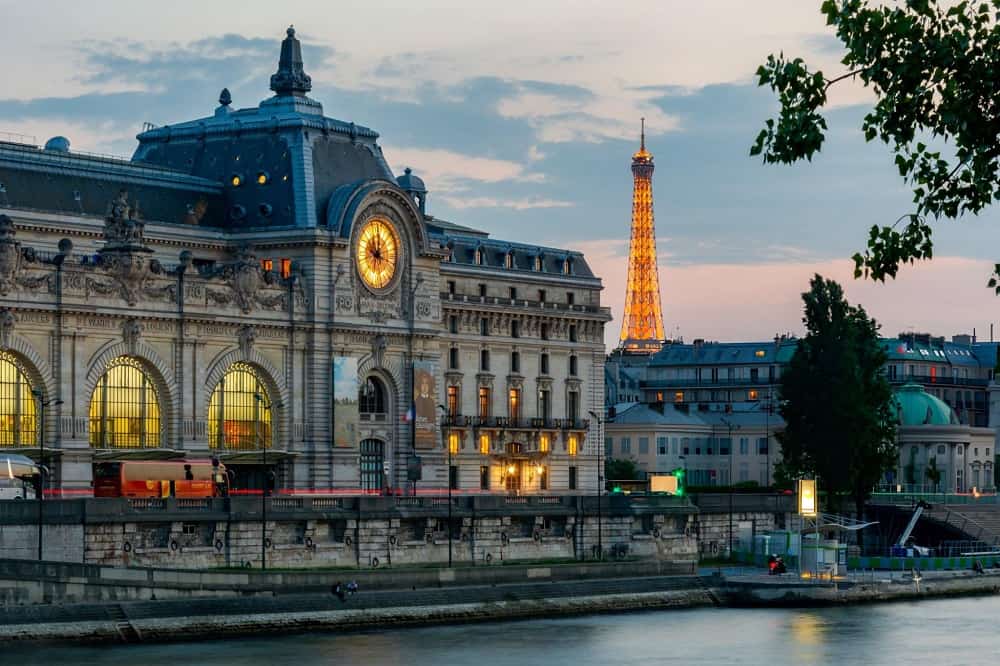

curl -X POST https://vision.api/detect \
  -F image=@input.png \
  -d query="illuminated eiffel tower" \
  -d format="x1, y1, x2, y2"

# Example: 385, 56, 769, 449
619, 118, 665, 353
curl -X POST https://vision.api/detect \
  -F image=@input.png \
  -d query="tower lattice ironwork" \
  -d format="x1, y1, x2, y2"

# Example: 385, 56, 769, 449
619, 118, 665, 353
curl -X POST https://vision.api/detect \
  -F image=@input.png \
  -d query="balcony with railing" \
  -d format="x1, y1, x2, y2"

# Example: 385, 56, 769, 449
439, 291, 611, 317
885, 373, 990, 388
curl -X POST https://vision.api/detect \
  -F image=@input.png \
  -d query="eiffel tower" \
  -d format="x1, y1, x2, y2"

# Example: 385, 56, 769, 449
619, 118, 665, 353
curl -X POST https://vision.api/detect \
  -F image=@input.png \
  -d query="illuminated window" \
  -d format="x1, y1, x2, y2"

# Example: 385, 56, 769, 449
0, 351, 37, 447
568, 435, 578, 456
261, 259, 274, 272
231, 174, 243, 187
534, 255, 542, 271
539, 433, 550, 452
478, 387, 490, 419
448, 432, 460, 455
89, 357, 160, 449
479, 433, 490, 455
656, 391, 664, 402
475, 248, 483, 265
446, 385, 458, 416
755, 350, 765, 357
674, 391, 684, 403
207, 362, 272, 451
505, 252, 514, 269
508, 388, 521, 420
748, 389, 759, 401
280, 258, 292, 279
257, 172, 269, 185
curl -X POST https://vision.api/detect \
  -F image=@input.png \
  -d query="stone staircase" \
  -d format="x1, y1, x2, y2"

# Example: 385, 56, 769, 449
924, 505, 1000, 548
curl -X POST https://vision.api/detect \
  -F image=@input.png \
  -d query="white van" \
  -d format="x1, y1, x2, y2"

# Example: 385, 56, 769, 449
0, 454, 39, 500
0, 477, 33, 500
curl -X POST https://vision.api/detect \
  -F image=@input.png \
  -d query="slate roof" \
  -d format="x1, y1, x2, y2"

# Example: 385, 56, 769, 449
649, 340, 798, 367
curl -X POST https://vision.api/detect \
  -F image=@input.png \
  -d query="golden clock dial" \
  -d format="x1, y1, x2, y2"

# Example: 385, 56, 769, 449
357, 218, 399, 290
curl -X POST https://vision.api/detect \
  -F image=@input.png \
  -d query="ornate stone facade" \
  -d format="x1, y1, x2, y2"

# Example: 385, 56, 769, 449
0, 27, 610, 496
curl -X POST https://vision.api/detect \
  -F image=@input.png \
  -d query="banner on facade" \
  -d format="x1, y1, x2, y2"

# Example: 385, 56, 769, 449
333, 356, 359, 448
413, 360, 437, 450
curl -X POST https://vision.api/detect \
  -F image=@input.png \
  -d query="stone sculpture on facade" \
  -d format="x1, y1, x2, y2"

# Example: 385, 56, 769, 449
205, 244, 286, 314
87, 190, 175, 306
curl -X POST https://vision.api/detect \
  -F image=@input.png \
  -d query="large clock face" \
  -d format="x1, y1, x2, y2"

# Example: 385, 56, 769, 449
356, 218, 399, 290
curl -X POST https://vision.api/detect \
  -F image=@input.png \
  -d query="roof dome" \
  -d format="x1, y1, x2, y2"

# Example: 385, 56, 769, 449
43, 136, 70, 152
895, 383, 958, 426
396, 167, 426, 193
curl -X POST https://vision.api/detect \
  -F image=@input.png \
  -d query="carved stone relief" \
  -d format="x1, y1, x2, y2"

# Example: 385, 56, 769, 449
204, 244, 287, 314
0, 309, 15, 349
122, 318, 141, 354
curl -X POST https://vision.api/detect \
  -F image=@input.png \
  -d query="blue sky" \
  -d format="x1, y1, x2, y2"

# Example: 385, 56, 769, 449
2, 0, 998, 347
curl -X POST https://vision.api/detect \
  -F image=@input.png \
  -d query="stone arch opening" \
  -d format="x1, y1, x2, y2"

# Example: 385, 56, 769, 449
88, 356, 165, 450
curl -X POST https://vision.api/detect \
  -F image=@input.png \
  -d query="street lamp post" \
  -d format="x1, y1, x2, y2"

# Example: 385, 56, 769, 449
437, 404, 452, 567
31, 390, 62, 562
720, 414, 740, 560
588, 410, 603, 560
407, 272, 424, 496
254, 393, 276, 571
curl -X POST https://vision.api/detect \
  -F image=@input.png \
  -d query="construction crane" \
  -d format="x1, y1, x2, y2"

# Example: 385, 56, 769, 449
892, 500, 932, 557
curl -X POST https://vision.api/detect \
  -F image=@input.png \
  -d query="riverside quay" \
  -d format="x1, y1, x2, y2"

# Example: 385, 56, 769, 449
0, 27, 610, 496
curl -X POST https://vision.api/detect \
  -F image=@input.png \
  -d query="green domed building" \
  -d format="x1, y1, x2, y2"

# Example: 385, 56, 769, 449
894, 384, 995, 493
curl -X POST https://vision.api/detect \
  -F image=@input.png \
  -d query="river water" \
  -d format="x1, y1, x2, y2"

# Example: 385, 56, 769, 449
10, 596, 998, 665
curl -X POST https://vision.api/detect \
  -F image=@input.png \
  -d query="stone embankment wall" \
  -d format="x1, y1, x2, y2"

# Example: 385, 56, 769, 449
0, 494, 698, 569
689, 493, 794, 558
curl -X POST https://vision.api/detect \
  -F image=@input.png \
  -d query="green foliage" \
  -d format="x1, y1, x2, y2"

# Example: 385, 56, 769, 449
776, 275, 898, 517
604, 458, 642, 481
752, 0, 1000, 284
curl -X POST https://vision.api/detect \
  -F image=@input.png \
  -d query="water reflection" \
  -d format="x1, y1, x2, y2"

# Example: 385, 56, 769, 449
9, 596, 1000, 666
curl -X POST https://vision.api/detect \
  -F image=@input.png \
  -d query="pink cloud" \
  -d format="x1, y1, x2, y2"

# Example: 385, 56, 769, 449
572, 242, 1000, 349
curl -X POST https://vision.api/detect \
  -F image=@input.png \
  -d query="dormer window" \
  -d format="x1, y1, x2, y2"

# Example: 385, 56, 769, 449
534, 255, 543, 271
563, 257, 573, 275
475, 248, 483, 265
505, 251, 514, 269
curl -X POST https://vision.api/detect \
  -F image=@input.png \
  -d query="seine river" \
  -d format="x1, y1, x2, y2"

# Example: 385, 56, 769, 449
10, 596, 998, 665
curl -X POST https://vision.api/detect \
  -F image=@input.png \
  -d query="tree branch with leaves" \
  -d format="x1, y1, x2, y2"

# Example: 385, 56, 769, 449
752, 0, 1000, 287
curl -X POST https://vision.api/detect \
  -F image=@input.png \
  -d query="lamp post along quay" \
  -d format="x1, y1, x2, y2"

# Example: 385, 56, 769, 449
254, 393, 281, 570
31, 390, 62, 562
720, 414, 740, 559
437, 404, 453, 567
588, 410, 604, 559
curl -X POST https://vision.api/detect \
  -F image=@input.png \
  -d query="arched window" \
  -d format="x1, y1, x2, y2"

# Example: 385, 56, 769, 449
0, 351, 37, 447
89, 356, 160, 449
208, 362, 272, 450
359, 377, 387, 414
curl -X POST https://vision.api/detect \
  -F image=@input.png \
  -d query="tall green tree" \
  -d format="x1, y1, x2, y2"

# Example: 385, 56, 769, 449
751, 0, 1000, 288
777, 275, 898, 519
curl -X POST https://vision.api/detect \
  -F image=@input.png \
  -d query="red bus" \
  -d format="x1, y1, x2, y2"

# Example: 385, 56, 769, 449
94, 460, 228, 498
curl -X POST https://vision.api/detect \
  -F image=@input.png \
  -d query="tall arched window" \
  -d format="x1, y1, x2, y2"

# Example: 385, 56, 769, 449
208, 362, 272, 450
359, 377, 387, 414
0, 351, 37, 447
89, 356, 160, 449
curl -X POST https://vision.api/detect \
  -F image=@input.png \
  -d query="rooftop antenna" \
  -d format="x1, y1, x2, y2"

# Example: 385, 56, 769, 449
640, 117, 645, 151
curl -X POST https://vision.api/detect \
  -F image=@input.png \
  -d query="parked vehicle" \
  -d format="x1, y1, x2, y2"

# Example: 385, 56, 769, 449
93, 460, 228, 498
0, 454, 40, 499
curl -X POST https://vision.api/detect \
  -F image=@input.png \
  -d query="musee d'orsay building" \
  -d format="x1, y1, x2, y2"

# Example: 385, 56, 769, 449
0, 28, 610, 495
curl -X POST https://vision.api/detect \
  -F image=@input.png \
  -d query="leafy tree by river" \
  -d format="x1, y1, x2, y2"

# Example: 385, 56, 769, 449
752, 0, 1000, 289
776, 275, 897, 519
